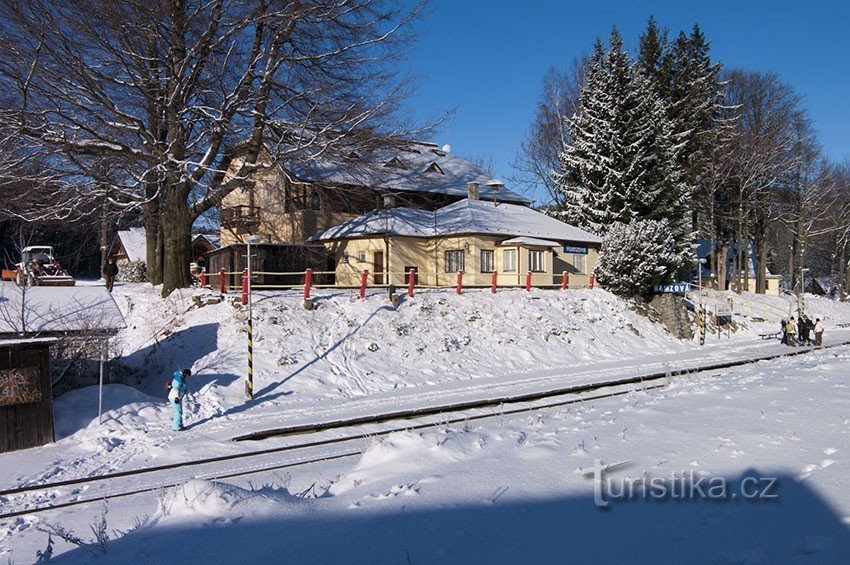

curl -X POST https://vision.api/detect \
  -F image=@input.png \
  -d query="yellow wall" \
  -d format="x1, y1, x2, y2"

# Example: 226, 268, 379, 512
219, 157, 360, 246
327, 235, 599, 288
702, 275, 781, 296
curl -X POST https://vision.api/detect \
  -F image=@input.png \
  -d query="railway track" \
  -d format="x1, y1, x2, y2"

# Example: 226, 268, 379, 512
1, 340, 847, 521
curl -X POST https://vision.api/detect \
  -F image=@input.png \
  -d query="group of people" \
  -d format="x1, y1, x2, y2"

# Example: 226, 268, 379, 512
781, 315, 824, 346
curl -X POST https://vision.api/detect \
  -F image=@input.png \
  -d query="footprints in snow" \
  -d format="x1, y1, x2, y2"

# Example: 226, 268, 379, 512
797, 447, 839, 481
348, 482, 420, 508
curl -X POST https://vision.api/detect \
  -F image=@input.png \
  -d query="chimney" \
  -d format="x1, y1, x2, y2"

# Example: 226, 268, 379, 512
383, 193, 397, 208
486, 180, 504, 206
467, 182, 480, 201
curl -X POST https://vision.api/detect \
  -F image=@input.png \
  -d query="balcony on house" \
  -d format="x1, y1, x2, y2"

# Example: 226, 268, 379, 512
221, 205, 261, 229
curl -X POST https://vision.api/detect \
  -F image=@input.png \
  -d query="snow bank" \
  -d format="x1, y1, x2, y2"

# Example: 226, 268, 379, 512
156, 479, 302, 524
113, 284, 689, 405
331, 430, 474, 495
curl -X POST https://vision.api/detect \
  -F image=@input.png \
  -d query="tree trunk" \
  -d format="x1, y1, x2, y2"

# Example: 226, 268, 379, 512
716, 242, 729, 291
160, 192, 193, 297
754, 234, 767, 294
99, 206, 110, 278
840, 245, 847, 301
145, 200, 163, 285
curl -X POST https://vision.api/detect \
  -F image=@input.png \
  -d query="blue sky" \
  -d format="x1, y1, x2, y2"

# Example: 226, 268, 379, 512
404, 0, 850, 204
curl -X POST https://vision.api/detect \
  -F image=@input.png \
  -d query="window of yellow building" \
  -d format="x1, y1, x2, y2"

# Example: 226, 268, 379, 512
445, 250, 465, 273
480, 250, 494, 273
503, 249, 516, 272
529, 249, 545, 272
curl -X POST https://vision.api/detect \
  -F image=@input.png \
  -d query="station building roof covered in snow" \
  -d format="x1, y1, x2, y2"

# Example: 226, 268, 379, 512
282, 140, 531, 205
312, 198, 601, 244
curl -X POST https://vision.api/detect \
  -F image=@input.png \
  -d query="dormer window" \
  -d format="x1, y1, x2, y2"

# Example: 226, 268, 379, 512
384, 156, 407, 169
346, 151, 361, 160
425, 162, 444, 174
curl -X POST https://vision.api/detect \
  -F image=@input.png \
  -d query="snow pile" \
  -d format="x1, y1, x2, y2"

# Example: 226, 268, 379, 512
110, 284, 690, 407
331, 430, 474, 495
156, 479, 302, 524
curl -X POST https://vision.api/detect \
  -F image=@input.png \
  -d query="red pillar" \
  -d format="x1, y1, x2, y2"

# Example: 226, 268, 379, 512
525, 271, 532, 292
304, 268, 313, 300
241, 268, 248, 305
407, 268, 416, 298
456, 271, 463, 295
589, 273, 595, 289
491, 271, 498, 294
561, 271, 569, 291
359, 270, 369, 299
200, 269, 208, 288
219, 267, 227, 294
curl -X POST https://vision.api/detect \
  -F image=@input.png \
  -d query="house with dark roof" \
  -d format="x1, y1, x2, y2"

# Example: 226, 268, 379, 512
311, 184, 601, 288
694, 239, 781, 296
218, 140, 531, 248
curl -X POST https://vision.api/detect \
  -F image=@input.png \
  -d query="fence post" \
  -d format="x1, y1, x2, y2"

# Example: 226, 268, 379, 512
407, 268, 415, 298
491, 271, 498, 294
304, 268, 313, 300
200, 268, 208, 288
359, 269, 369, 299
561, 271, 568, 291
456, 271, 463, 295
589, 273, 595, 290
219, 267, 227, 294
525, 271, 532, 292
241, 268, 248, 305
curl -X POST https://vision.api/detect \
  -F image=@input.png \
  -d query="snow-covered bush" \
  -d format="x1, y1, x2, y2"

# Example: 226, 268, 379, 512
596, 218, 683, 296
116, 260, 147, 282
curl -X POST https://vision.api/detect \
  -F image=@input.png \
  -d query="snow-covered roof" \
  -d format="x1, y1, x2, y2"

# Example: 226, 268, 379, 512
116, 228, 147, 262
284, 141, 532, 205
313, 198, 602, 244
696, 239, 771, 277
0, 283, 126, 336
193, 233, 221, 249
500, 237, 560, 247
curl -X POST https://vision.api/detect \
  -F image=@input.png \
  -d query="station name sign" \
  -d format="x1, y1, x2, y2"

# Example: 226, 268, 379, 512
563, 246, 588, 254
653, 282, 692, 294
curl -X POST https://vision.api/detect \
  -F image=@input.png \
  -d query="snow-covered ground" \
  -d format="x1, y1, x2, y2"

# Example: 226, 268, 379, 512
3, 283, 850, 563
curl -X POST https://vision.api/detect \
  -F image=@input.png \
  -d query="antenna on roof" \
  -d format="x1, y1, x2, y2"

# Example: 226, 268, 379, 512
441, 144, 451, 153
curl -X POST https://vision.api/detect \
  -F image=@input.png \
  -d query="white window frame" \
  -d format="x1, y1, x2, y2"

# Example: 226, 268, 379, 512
529, 249, 545, 272
445, 250, 465, 273
503, 249, 517, 272
357, 250, 366, 262
480, 249, 495, 273
572, 253, 586, 274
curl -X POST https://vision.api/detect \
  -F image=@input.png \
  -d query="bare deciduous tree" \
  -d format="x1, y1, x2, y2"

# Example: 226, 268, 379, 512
512, 59, 585, 205
0, 0, 428, 296
722, 69, 811, 293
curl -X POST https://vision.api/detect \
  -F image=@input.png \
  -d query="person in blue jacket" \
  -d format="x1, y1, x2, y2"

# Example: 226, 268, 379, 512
168, 369, 191, 431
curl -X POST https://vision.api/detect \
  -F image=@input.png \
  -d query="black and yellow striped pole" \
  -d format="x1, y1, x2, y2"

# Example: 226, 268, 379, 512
246, 235, 259, 399
246, 315, 254, 399
698, 305, 706, 346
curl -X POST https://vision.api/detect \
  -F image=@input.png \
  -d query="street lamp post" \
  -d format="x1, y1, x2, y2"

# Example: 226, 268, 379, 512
246, 234, 260, 399
800, 267, 810, 317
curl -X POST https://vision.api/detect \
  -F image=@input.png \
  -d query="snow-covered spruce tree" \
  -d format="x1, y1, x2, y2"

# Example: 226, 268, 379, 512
596, 219, 683, 296
550, 39, 617, 235
638, 22, 731, 246
553, 27, 691, 289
